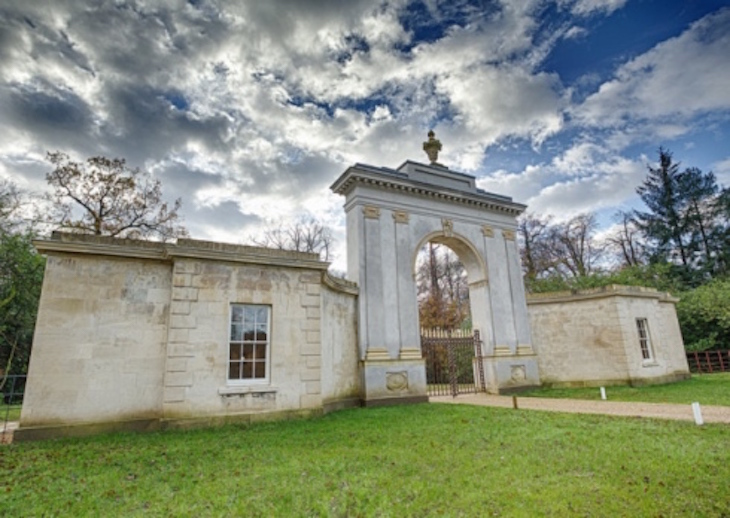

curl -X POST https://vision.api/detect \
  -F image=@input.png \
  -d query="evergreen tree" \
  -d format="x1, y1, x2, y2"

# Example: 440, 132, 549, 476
677, 167, 723, 274
634, 148, 689, 267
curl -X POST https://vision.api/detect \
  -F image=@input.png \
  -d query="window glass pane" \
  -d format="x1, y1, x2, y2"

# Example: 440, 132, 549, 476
256, 323, 267, 341
230, 344, 242, 361
243, 343, 254, 360
231, 305, 243, 323
256, 306, 268, 323
229, 362, 241, 379
244, 306, 257, 323
254, 361, 266, 378
243, 323, 255, 341
256, 343, 267, 360
230, 324, 242, 341
242, 362, 253, 379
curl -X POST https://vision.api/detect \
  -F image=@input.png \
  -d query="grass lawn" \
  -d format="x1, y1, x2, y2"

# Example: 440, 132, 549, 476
2, 404, 729, 516
1, 404, 22, 422
520, 373, 730, 406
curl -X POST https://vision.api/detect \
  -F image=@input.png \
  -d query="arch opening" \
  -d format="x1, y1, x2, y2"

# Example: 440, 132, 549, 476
414, 235, 490, 396
415, 241, 471, 333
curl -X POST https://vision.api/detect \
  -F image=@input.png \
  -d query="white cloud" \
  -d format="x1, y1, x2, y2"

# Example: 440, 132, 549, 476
478, 142, 647, 219
434, 66, 564, 169
528, 156, 644, 218
569, 0, 628, 16
712, 157, 730, 185
550, 141, 605, 175
564, 26, 587, 39
574, 8, 730, 131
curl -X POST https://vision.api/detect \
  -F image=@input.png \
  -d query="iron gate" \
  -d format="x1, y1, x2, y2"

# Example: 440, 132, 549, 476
421, 329, 485, 397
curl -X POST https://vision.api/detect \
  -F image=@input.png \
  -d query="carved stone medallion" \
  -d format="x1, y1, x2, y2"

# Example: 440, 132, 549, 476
510, 365, 526, 383
386, 371, 409, 392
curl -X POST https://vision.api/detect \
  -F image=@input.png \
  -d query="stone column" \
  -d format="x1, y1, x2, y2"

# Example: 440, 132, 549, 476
485, 228, 517, 354
362, 205, 386, 360
504, 232, 533, 354
394, 210, 420, 359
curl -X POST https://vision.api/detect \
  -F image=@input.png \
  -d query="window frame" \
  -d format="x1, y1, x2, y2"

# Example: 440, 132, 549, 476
635, 317, 654, 364
228, 303, 271, 385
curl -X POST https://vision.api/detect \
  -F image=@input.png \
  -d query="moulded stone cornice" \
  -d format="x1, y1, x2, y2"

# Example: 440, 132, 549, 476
331, 165, 526, 216
34, 233, 330, 271
166, 245, 329, 271
526, 284, 679, 305
322, 271, 359, 295
33, 238, 167, 261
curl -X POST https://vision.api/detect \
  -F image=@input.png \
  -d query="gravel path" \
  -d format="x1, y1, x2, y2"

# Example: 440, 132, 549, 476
430, 393, 730, 424
3, 395, 728, 445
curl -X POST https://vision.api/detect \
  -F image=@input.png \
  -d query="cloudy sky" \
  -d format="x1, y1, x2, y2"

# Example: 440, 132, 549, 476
1, 0, 729, 270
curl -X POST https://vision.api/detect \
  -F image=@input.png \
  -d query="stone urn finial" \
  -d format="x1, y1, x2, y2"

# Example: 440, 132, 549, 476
423, 130, 442, 165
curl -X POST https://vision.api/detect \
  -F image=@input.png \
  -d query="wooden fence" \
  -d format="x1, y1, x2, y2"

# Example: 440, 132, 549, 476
686, 350, 730, 373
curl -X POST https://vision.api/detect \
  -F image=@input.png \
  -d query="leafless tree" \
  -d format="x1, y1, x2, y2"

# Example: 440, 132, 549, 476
517, 213, 555, 280
46, 152, 187, 241
550, 213, 603, 278
605, 211, 646, 268
254, 218, 334, 261
0, 180, 24, 232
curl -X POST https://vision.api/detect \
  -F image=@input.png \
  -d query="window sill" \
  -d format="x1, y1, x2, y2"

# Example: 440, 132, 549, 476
641, 361, 659, 368
218, 385, 278, 396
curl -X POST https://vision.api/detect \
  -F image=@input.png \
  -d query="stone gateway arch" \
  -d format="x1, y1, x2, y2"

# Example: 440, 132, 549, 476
330, 138, 540, 405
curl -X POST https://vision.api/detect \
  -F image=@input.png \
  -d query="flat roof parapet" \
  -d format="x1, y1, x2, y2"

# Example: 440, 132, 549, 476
48, 231, 167, 250
35, 232, 329, 270
527, 284, 678, 305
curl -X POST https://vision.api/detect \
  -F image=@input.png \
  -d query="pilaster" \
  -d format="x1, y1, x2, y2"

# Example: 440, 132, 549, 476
299, 273, 322, 408
162, 259, 200, 415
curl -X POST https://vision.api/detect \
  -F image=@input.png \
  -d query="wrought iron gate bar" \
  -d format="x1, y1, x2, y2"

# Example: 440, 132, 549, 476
421, 329, 484, 397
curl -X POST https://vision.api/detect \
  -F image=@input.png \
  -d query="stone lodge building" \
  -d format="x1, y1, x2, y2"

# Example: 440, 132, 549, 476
16, 139, 690, 440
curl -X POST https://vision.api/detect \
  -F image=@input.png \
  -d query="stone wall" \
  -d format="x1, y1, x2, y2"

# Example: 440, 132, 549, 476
21, 238, 171, 428
320, 274, 360, 409
17, 233, 360, 440
527, 285, 690, 387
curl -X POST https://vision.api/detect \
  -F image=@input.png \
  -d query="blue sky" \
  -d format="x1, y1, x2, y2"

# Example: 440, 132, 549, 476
1, 0, 729, 269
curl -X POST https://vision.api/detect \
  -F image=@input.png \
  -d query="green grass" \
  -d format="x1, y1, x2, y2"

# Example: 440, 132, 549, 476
2, 404, 729, 516
521, 373, 730, 406
1, 404, 21, 422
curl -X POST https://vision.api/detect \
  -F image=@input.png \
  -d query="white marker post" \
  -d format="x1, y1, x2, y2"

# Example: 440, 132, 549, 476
691, 402, 704, 425
600, 387, 607, 400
